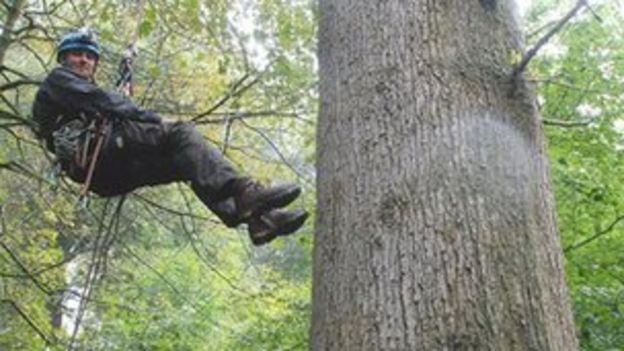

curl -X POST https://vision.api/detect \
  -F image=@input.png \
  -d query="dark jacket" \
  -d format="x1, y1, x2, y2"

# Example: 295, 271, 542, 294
32, 66, 160, 151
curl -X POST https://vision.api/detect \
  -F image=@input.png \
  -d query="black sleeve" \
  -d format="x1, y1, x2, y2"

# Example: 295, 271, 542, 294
101, 90, 161, 123
46, 67, 161, 123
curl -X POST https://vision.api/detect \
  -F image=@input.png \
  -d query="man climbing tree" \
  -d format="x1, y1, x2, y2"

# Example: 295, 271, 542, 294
32, 28, 308, 246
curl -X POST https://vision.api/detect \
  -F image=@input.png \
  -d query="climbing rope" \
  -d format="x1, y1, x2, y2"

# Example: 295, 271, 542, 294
68, 3, 147, 347
68, 197, 125, 351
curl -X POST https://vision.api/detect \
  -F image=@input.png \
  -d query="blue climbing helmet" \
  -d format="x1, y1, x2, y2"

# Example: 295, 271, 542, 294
56, 28, 100, 62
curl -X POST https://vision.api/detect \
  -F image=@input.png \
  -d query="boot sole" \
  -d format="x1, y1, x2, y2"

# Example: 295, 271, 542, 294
252, 211, 309, 246
274, 211, 308, 236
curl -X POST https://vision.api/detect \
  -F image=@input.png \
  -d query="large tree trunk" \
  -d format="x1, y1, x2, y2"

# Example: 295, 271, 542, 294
312, 1, 578, 350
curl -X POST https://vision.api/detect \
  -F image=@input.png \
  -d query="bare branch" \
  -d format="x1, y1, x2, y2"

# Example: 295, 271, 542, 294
0, 64, 31, 78
239, 119, 312, 185
133, 193, 220, 223
1, 299, 57, 345
195, 110, 311, 125
513, 0, 588, 77
542, 118, 594, 128
191, 72, 252, 122
192, 58, 280, 123
527, 19, 560, 40
0, 159, 42, 181
585, 3, 603, 22
0, 78, 41, 92
0, 242, 53, 295
16, 39, 52, 71
0, 252, 78, 278
565, 214, 624, 253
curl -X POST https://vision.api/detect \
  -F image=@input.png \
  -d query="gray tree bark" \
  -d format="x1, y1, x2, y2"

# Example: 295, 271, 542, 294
312, 1, 578, 350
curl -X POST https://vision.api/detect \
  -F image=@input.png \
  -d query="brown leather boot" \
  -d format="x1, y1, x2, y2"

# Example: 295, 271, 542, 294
233, 179, 301, 221
247, 209, 309, 246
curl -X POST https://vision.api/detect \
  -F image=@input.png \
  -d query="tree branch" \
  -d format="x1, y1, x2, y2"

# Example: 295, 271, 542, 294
0, 64, 31, 78
0, 242, 53, 295
192, 58, 279, 123
542, 118, 594, 128
565, 214, 624, 253
133, 193, 220, 223
194, 110, 311, 125
0, 109, 34, 128
513, 0, 588, 76
0, 159, 40, 180
0, 250, 79, 278
191, 72, 253, 122
239, 119, 312, 184
0, 78, 40, 92
1, 299, 56, 345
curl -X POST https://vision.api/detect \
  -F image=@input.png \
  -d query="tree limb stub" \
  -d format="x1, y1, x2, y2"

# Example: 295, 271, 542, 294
513, 0, 588, 77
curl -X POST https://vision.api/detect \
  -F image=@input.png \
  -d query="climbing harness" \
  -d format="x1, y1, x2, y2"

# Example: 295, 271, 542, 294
79, 116, 110, 198
52, 119, 88, 173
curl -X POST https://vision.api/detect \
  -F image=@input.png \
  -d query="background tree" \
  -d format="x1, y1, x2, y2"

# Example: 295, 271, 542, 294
312, 0, 578, 349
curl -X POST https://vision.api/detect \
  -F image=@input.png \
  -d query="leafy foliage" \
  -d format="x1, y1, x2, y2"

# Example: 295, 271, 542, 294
526, 0, 624, 349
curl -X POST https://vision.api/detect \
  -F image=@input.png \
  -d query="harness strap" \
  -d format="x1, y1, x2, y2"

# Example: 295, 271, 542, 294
79, 118, 109, 199
77, 121, 93, 169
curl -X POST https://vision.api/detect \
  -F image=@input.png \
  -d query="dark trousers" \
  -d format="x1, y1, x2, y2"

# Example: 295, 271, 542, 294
77, 119, 242, 227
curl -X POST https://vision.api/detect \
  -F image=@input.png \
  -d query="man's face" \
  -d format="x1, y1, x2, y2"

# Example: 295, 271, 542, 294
63, 50, 97, 79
